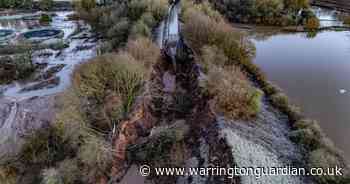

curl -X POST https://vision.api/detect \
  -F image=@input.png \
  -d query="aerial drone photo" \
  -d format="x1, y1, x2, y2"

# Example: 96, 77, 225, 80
0, 0, 350, 183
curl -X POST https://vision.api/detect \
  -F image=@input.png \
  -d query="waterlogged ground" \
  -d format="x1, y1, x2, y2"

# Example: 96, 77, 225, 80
0, 11, 98, 161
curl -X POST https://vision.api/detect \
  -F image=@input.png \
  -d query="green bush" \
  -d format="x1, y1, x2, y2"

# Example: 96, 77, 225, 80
39, 14, 52, 24
39, 0, 54, 11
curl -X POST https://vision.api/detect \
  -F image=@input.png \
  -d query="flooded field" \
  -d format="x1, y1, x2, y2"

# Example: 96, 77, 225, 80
252, 17, 350, 161
0, 11, 97, 99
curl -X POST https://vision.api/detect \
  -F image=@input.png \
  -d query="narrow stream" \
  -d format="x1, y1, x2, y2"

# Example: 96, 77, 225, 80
252, 9, 350, 161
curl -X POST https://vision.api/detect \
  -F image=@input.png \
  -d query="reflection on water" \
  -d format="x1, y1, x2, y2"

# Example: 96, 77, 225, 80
252, 31, 350, 161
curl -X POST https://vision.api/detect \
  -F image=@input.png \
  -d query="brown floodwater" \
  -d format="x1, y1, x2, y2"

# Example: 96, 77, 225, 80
252, 30, 350, 162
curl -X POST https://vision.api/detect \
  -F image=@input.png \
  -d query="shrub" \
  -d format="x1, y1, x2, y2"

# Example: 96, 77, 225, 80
73, 53, 145, 118
106, 18, 130, 48
290, 119, 323, 150
18, 126, 70, 167
262, 82, 282, 96
42, 168, 63, 184
130, 20, 152, 38
140, 12, 157, 28
342, 15, 350, 25
183, 7, 255, 65
200, 45, 228, 71
309, 148, 349, 184
207, 66, 262, 120
39, 14, 52, 25
304, 17, 320, 31
128, 0, 148, 21
39, 0, 54, 11
57, 159, 80, 184
146, 0, 168, 22
270, 92, 289, 110
126, 37, 160, 69
54, 90, 89, 149
76, 0, 96, 11
0, 166, 17, 184
78, 136, 113, 182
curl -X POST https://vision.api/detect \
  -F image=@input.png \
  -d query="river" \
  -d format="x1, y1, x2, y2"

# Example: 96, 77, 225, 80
251, 8, 350, 161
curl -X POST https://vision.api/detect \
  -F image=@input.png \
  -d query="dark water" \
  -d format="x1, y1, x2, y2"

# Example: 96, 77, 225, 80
252, 31, 350, 161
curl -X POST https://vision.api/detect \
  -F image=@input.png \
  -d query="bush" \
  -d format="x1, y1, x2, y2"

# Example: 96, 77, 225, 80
342, 15, 350, 25
304, 17, 320, 31
270, 92, 289, 110
78, 136, 113, 182
39, 0, 54, 11
0, 166, 17, 184
290, 119, 323, 150
42, 168, 63, 184
200, 45, 228, 71
126, 37, 160, 69
207, 66, 262, 120
309, 148, 350, 184
183, 7, 255, 65
39, 14, 52, 24
57, 159, 80, 184
73, 53, 145, 119
75, 0, 96, 11
130, 20, 152, 38
147, 0, 168, 22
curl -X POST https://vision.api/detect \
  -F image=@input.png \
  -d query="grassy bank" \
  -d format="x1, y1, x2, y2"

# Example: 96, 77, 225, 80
181, 1, 349, 183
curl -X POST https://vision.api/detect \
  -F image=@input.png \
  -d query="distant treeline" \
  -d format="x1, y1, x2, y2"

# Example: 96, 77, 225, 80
0, 0, 63, 10
209, 0, 317, 26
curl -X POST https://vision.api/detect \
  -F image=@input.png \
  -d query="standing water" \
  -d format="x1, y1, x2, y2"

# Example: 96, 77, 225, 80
252, 12, 350, 161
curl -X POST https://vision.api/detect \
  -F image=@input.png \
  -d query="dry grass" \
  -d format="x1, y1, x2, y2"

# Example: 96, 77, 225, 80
207, 66, 262, 120
126, 37, 161, 69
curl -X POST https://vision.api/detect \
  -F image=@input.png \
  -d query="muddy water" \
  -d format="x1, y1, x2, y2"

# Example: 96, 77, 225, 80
252, 29, 350, 161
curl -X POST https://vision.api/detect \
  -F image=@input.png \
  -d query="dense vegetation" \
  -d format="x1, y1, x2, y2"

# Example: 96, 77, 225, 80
208, 0, 319, 27
0, 0, 53, 10
182, 1, 262, 120
75, 0, 168, 50
0, 0, 166, 182
0, 49, 35, 84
